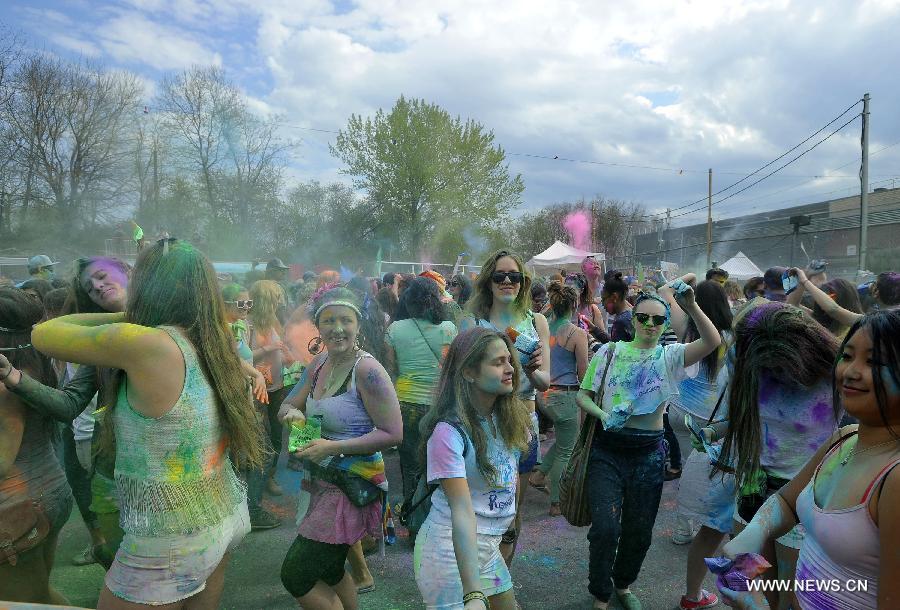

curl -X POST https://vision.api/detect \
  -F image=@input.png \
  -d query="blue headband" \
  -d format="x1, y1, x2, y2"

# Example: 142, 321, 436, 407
634, 292, 671, 321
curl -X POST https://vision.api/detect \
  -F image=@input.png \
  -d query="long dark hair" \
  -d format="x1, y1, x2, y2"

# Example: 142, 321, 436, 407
394, 277, 447, 324
812, 278, 862, 335
717, 301, 839, 488
685, 280, 733, 381
345, 282, 387, 361
833, 311, 900, 438
0, 287, 57, 389
418, 328, 531, 485
100, 241, 265, 469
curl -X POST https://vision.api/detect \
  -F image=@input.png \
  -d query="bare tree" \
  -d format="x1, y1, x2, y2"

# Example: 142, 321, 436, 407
4, 55, 142, 231
157, 66, 241, 220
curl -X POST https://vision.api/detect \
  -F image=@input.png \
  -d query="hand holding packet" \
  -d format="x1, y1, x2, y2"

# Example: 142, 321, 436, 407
505, 327, 539, 367
289, 414, 323, 452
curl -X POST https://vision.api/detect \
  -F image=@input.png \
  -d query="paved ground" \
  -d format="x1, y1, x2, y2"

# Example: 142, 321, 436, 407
49, 425, 722, 610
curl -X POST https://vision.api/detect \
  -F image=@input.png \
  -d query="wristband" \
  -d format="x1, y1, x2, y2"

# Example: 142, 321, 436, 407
463, 591, 489, 608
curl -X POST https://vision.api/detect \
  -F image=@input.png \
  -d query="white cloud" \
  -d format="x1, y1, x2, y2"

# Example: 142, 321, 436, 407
12, 0, 900, 220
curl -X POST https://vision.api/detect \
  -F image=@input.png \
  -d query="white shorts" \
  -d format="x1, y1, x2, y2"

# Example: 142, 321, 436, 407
676, 449, 736, 533
414, 517, 513, 609
105, 500, 250, 605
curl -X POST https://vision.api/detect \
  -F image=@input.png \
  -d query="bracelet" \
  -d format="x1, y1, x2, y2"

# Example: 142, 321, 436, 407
463, 591, 489, 607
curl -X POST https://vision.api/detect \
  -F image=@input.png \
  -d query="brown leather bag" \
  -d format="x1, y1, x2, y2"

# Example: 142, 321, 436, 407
0, 500, 50, 566
559, 343, 616, 527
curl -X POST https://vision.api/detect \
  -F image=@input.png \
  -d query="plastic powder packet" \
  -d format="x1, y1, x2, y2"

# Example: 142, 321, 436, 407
705, 553, 771, 592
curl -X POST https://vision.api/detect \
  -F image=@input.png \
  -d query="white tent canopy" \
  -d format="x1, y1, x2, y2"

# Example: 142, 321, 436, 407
719, 251, 763, 280
527, 240, 605, 274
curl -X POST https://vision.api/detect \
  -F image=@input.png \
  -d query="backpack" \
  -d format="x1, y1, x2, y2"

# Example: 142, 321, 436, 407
399, 420, 469, 537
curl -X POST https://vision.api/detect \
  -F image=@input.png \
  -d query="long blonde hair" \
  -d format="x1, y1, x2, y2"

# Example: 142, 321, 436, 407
418, 327, 531, 485
466, 249, 533, 322
249, 280, 285, 334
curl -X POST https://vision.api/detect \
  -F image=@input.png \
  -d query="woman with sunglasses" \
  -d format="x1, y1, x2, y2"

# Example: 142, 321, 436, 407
222, 283, 278, 531
462, 250, 551, 565
449, 274, 473, 309
575, 283, 721, 610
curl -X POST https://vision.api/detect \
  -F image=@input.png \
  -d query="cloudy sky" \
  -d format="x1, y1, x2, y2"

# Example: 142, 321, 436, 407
6, 0, 900, 227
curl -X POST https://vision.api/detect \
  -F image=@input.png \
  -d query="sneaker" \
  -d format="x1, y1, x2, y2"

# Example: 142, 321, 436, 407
250, 509, 282, 530
680, 590, 719, 609
71, 545, 96, 566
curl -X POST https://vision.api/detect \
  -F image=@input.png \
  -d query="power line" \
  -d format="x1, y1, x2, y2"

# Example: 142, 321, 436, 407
666, 111, 861, 221
645, 99, 864, 218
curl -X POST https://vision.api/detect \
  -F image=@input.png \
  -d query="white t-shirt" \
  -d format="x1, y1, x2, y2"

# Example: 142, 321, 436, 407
581, 341, 696, 430
426, 417, 520, 535
65, 363, 97, 442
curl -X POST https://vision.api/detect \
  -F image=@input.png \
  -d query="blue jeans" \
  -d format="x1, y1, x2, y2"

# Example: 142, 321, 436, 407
586, 427, 665, 603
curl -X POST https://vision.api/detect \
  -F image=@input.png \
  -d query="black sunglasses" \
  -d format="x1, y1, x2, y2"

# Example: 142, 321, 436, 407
634, 312, 667, 326
492, 271, 523, 284
226, 299, 254, 309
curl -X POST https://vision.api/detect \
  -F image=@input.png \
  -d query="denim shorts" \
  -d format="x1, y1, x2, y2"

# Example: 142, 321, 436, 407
105, 500, 250, 605
414, 517, 512, 609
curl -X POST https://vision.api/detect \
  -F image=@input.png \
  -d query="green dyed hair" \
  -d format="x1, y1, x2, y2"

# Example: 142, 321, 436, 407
100, 240, 265, 470
221, 283, 246, 302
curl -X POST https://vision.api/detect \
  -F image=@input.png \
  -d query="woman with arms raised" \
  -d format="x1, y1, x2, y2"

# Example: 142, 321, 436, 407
575, 283, 721, 610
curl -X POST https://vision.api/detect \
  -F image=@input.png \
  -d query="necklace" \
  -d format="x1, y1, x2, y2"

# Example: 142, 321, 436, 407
324, 350, 359, 394
840, 438, 900, 466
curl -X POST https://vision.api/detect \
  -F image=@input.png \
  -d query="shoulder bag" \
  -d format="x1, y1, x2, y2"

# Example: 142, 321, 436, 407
559, 343, 616, 527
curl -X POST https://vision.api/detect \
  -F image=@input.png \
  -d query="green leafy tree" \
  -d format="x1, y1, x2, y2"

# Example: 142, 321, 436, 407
331, 95, 523, 260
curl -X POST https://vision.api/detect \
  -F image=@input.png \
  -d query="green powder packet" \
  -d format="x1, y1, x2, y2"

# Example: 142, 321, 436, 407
289, 415, 322, 452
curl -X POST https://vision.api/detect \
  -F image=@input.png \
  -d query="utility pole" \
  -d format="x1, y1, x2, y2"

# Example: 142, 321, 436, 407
706, 169, 713, 269
859, 93, 870, 272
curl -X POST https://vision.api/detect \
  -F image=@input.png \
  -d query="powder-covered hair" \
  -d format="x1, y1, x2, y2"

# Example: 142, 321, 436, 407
418, 327, 531, 485
249, 280, 286, 334
66, 256, 132, 314
99, 241, 265, 469
833, 311, 900, 438
547, 281, 578, 320
221, 283, 246, 303
466, 250, 533, 321
716, 301, 839, 488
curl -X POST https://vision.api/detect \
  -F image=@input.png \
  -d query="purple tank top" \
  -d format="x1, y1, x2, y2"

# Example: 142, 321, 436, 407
305, 353, 376, 441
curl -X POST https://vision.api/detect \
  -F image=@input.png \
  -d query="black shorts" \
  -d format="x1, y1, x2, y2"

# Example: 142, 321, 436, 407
280, 535, 350, 598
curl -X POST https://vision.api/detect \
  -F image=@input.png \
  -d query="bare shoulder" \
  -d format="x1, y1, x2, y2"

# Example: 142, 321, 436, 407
357, 356, 392, 391
532, 312, 550, 334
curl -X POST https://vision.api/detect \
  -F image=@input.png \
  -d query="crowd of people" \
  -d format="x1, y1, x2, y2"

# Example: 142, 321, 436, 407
0, 242, 898, 610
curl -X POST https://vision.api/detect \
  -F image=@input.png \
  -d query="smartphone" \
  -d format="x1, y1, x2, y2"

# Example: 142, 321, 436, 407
782, 271, 799, 295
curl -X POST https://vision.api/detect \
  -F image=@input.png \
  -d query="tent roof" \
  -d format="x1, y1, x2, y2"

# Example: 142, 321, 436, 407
719, 251, 763, 280
527, 240, 605, 272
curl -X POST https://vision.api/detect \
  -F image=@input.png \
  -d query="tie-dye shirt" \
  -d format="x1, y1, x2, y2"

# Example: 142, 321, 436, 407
581, 340, 696, 430
426, 416, 520, 535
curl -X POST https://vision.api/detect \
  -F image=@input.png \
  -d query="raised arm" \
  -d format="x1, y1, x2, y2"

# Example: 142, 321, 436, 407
658, 273, 696, 340
1, 358, 99, 424
789, 267, 862, 327
677, 282, 722, 367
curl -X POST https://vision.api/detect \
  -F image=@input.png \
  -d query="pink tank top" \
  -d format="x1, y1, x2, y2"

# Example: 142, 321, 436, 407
795, 433, 900, 609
